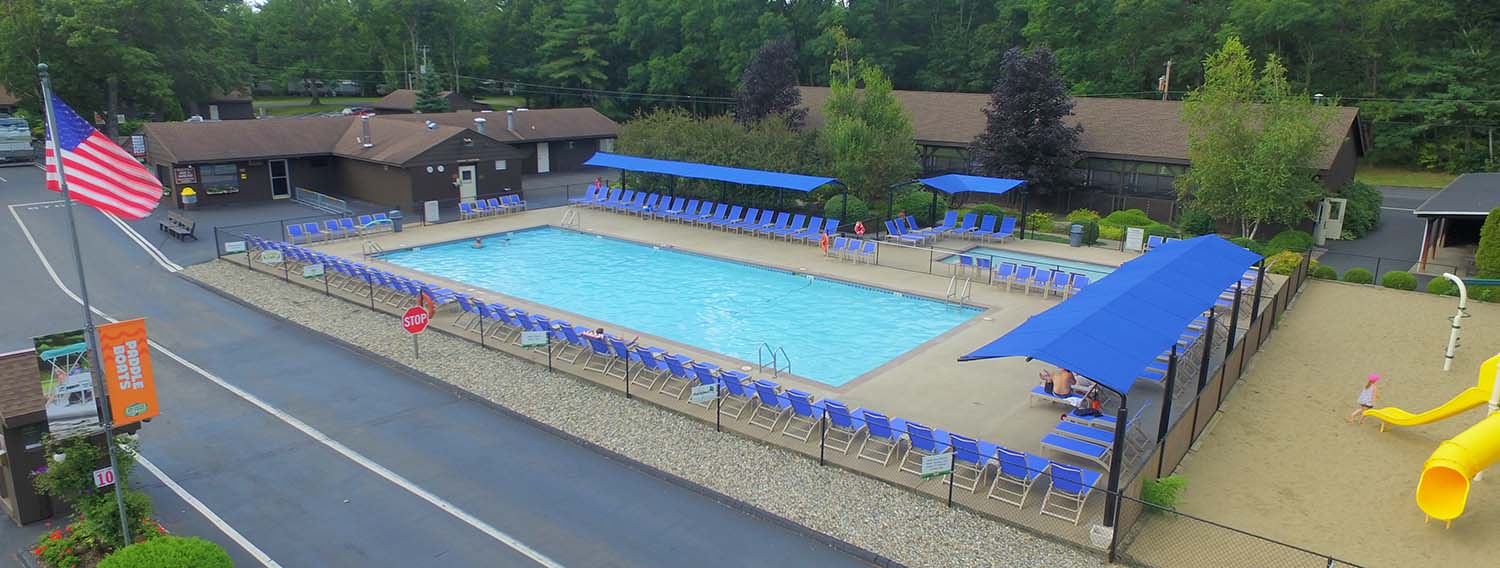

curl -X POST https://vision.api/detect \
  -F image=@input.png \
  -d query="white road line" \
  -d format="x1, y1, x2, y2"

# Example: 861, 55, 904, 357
12, 199, 63, 208
102, 210, 183, 272
8, 203, 564, 568
0, 175, 8, 182
1381, 207, 1416, 212
137, 455, 282, 567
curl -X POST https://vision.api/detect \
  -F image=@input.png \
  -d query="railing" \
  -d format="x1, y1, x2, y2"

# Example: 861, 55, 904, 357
559, 208, 581, 228
1313, 250, 1461, 287
292, 186, 351, 214
756, 343, 791, 378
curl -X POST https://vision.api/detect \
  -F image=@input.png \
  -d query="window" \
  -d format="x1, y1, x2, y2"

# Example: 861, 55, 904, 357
199, 163, 240, 195
599, 138, 616, 152
494, 159, 508, 171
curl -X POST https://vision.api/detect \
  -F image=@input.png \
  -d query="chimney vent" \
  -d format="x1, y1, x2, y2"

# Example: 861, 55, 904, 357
360, 115, 373, 148
474, 117, 487, 135
506, 110, 515, 132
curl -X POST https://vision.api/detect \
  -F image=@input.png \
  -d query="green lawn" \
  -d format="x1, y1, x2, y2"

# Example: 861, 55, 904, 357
253, 95, 381, 105
474, 95, 525, 109
258, 104, 350, 116
1354, 165, 1457, 189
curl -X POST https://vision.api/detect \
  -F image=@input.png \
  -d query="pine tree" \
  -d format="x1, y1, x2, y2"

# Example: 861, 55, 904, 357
413, 71, 447, 113
970, 47, 1082, 195
1477, 208, 1500, 278
734, 39, 806, 127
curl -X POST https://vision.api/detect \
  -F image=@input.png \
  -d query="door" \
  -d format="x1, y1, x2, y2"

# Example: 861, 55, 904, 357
1321, 197, 1347, 241
269, 159, 291, 199
208, 105, 220, 121
458, 164, 477, 202
536, 142, 551, 174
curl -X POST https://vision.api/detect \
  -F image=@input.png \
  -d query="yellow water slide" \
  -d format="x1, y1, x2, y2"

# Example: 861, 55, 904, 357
1365, 355, 1500, 523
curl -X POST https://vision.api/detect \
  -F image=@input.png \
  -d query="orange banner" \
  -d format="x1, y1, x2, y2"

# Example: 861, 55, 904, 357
97, 318, 159, 426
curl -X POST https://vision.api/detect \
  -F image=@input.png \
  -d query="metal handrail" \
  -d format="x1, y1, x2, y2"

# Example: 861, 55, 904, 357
361, 240, 383, 259
756, 342, 792, 377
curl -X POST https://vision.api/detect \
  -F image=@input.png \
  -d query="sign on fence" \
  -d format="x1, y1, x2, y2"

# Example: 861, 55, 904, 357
919, 452, 953, 478
302, 263, 325, 279
689, 383, 719, 404
223, 241, 246, 254
92, 466, 116, 488
519, 330, 548, 348
259, 250, 283, 266
1124, 227, 1146, 252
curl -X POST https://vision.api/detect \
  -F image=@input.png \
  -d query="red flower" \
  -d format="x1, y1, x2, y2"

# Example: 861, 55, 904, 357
50, 530, 61, 540
64, 548, 71, 553
33, 546, 44, 555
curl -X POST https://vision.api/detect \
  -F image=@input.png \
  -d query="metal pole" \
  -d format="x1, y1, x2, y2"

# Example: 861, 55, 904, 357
1156, 345, 1178, 475
1443, 274, 1468, 372
624, 354, 631, 399
1198, 309, 1216, 395
1102, 394, 1128, 529
368, 275, 376, 309
1251, 260, 1266, 318
840, 186, 849, 233
947, 460, 955, 508
818, 413, 826, 465
1018, 190, 1029, 240
547, 337, 553, 373
38, 63, 130, 545
715, 390, 722, 432
928, 190, 937, 228
477, 308, 486, 348
1226, 282, 1242, 352
323, 266, 330, 296
413, 334, 419, 358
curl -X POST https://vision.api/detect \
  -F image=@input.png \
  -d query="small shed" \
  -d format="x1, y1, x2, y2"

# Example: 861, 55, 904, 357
0, 86, 17, 115
371, 89, 490, 115
1415, 173, 1500, 272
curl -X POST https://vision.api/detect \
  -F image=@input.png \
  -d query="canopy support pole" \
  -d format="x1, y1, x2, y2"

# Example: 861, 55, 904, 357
1251, 260, 1266, 318
1103, 393, 1129, 549
929, 191, 938, 227
1190, 309, 1218, 431
1156, 345, 1179, 475
1018, 189, 1030, 240
1226, 282, 1242, 352
840, 184, 849, 233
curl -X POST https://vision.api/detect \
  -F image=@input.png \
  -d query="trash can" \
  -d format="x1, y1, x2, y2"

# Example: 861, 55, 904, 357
180, 187, 197, 209
389, 209, 404, 233
1069, 224, 1084, 247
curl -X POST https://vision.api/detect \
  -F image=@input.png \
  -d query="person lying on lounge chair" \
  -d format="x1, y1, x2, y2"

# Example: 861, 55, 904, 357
1039, 368, 1077, 398
583, 327, 639, 347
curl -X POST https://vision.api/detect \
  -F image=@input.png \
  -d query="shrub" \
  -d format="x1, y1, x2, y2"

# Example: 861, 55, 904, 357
1099, 225, 1124, 241
893, 190, 949, 227
1312, 265, 1338, 280
823, 194, 868, 226
1427, 278, 1458, 296
1179, 209, 1217, 236
1144, 222, 1179, 239
1265, 251, 1305, 275
969, 203, 1004, 219
1381, 271, 1418, 291
1340, 181, 1383, 238
98, 536, 233, 568
1478, 209, 1500, 278
1263, 229, 1313, 256
1343, 267, 1375, 284
1473, 286, 1500, 303
1229, 236, 1263, 255
1142, 475, 1188, 514
1101, 208, 1153, 227
1079, 220, 1100, 244
1065, 208, 1101, 223
1025, 211, 1054, 232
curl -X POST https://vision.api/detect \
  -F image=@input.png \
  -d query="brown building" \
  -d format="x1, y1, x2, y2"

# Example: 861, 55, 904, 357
371, 89, 491, 114
0, 85, 18, 115
0, 348, 49, 525
143, 115, 526, 210
382, 108, 619, 175
799, 87, 1367, 222
195, 91, 255, 121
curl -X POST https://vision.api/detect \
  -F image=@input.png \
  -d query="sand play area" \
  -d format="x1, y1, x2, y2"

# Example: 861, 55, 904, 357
1159, 280, 1500, 567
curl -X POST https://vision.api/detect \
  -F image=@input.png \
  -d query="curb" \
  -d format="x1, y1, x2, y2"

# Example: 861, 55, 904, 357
177, 269, 905, 568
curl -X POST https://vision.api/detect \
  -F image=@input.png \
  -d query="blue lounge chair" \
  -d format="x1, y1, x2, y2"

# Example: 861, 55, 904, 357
1047, 270, 1071, 298
674, 200, 710, 223
1054, 420, 1113, 446
882, 220, 925, 244
822, 400, 865, 454
726, 208, 765, 232
592, 188, 621, 209
989, 447, 1051, 508
933, 211, 959, 233
856, 240, 877, 263
452, 294, 481, 328
857, 410, 903, 466
1029, 268, 1053, 296
287, 223, 307, 243
486, 197, 507, 214
474, 198, 496, 216
827, 236, 847, 259
697, 203, 729, 226
801, 218, 839, 244
976, 257, 992, 278
357, 214, 374, 228
771, 214, 809, 240
782, 389, 825, 442
1010, 265, 1035, 292
748, 380, 792, 432
502, 194, 526, 211
970, 215, 996, 241
948, 433, 998, 492
1145, 235, 1165, 251
899, 421, 952, 477
1040, 433, 1110, 466
659, 355, 699, 398
667, 199, 699, 222
581, 335, 617, 375
984, 216, 1015, 242
553, 325, 589, 364
653, 197, 682, 220
630, 193, 659, 216
372, 212, 390, 225
994, 262, 1016, 290
605, 338, 643, 380
338, 217, 358, 235
840, 238, 861, 261
1068, 274, 1091, 297
323, 219, 344, 239
715, 372, 757, 419
303, 222, 323, 242
902, 216, 938, 238
685, 363, 720, 408
1041, 462, 1103, 525
755, 212, 791, 236
604, 190, 633, 210
569, 186, 601, 205
787, 216, 823, 241
710, 205, 745, 229
957, 255, 974, 276
952, 213, 978, 237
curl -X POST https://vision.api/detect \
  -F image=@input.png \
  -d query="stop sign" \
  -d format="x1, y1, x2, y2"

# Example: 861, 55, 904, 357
401, 306, 430, 335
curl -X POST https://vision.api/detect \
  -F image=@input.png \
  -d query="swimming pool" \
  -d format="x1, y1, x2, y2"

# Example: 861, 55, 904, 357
939, 247, 1116, 281
380, 227, 980, 386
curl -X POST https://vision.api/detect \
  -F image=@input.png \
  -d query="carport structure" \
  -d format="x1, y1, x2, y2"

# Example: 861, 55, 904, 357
1415, 173, 1500, 272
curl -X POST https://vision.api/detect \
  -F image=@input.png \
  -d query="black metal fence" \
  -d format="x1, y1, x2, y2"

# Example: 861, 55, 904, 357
1315, 251, 1460, 288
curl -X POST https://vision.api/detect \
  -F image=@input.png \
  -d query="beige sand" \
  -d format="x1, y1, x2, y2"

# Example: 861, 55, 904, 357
1161, 280, 1500, 568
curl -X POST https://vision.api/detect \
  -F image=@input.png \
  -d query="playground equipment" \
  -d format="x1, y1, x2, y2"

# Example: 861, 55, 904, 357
1365, 354, 1500, 525
1442, 274, 1467, 371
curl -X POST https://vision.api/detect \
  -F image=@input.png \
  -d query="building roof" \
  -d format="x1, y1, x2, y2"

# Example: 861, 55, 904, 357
381, 108, 619, 143
205, 90, 252, 103
0, 349, 45, 427
144, 115, 523, 167
1415, 173, 1500, 217
797, 86, 1362, 170
0, 85, 18, 106
372, 89, 489, 112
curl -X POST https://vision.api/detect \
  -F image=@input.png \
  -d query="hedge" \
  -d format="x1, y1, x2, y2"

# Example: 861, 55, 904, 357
1079, 220, 1100, 244
98, 536, 232, 568
1340, 181, 1383, 238
1144, 223, 1179, 239
1427, 278, 1458, 296
1101, 208, 1153, 228
1380, 271, 1418, 290
1312, 265, 1338, 280
893, 190, 949, 226
969, 203, 1004, 220
1343, 267, 1374, 284
1264, 229, 1313, 256
1025, 211, 1054, 232
1100, 225, 1124, 241
1229, 237, 1263, 255
823, 194, 868, 226
1179, 209, 1216, 236
1065, 209, 1101, 223
1266, 251, 1305, 275
1478, 209, 1500, 278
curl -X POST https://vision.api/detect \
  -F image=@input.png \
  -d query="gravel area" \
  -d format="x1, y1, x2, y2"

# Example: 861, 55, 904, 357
185, 261, 1106, 568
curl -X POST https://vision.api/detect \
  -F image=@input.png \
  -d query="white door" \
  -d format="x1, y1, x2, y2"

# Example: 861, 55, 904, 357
269, 159, 291, 199
208, 105, 220, 121
458, 164, 477, 202
536, 142, 551, 174
1321, 197, 1347, 241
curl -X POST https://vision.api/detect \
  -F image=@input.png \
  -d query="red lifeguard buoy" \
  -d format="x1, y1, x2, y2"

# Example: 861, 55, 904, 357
819, 232, 831, 252
854, 221, 866, 237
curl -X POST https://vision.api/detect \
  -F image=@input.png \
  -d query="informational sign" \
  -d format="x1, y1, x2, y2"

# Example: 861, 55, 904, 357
223, 241, 246, 254
424, 200, 440, 224
92, 466, 116, 488
302, 263, 325, 279
1124, 227, 1146, 252
259, 249, 283, 266
689, 383, 720, 404
129, 135, 145, 157
519, 330, 549, 348
401, 306, 430, 335
919, 452, 954, 479
32, 329, 102, 439
98, 318, 159, 426
173, 166, 197, 184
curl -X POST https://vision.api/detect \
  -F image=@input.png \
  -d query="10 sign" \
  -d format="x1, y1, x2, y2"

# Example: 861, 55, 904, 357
93, 466, 116, 488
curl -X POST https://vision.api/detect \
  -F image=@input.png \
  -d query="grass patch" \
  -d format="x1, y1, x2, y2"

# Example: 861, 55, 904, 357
257, 104, 350, 116
253, 95, 381, 105
474, 95, 525, 109
1354, 165, 1456, 189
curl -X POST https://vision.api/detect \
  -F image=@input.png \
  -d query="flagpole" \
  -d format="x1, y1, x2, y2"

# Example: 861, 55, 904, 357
39, 63, 132, 545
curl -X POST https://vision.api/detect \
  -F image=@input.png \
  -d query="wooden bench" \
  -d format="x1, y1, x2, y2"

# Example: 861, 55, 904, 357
159, 211, 197, 241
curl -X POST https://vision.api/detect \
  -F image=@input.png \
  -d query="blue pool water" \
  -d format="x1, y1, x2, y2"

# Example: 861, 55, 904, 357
939, 247, 1116, 281
380, 227, 980, 386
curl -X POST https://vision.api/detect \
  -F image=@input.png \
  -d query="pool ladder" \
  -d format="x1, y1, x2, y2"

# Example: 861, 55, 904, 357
560, 208, 581, 228
757, 343, 791, 378
945, 275, 972, 306
362, 240, 383, 259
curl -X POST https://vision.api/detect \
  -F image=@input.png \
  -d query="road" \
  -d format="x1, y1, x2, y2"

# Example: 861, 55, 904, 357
0, 165, 869, 567
1318, 186, 1437, 278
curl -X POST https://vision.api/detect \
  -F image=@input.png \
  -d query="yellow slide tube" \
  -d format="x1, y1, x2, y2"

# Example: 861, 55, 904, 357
1418, 413, 1500, 521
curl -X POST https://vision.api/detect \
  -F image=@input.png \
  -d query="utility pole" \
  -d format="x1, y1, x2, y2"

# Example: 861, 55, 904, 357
1159, 60, 1172, 101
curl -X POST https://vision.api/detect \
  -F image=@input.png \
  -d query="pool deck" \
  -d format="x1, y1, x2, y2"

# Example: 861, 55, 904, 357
308, 208, 1143, 463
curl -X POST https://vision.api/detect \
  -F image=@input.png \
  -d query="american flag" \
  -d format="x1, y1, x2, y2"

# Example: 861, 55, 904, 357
45, 94, 162, 220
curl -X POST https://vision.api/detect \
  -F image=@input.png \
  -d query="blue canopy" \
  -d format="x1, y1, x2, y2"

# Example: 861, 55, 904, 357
584, 152, 840, 193
40, 342, 88, 362
918, 174, 1025, 196
958, 235, 1260, 395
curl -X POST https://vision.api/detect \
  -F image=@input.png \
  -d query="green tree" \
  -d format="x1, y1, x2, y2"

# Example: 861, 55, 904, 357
1477, 208, 1500, 278
413, 70, 447, 113
256, 0, 358, 105
970, 47, 1082, 196
536, 0, 613, 96
1175, 36, 1336, 238
734, 39, 806, 127
819, 27, 919, 207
